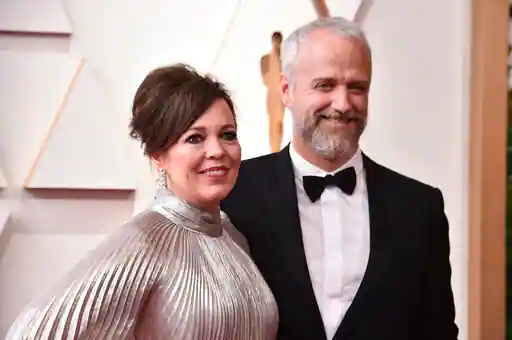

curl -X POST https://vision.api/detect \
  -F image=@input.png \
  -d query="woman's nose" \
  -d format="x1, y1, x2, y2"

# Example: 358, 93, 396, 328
205, 138, 226, 158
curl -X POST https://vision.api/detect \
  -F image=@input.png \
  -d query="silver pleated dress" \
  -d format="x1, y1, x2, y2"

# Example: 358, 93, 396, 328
6, 189, 279, 340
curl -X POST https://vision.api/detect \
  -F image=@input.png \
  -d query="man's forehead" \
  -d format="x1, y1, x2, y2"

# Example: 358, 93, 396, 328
299, 31, 363, 56
297, 41, 369, 68
301, 28, 354, 47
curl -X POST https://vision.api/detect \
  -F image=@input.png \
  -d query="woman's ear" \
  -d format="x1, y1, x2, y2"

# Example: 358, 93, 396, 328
150, 152, 164, 169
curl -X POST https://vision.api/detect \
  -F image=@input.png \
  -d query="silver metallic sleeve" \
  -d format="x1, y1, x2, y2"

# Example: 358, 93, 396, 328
6, 204, 278, 340
6, 212, 170, 340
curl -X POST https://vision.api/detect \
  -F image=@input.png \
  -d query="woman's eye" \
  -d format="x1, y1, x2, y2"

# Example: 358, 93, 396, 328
186, 134, 204, 144
222, 131, 238, 141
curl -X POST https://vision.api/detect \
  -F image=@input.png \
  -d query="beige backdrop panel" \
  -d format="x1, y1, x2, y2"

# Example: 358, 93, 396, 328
0, 0, 72, 34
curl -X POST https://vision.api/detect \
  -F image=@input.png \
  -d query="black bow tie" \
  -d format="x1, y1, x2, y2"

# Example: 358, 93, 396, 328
303, 167, 356, 203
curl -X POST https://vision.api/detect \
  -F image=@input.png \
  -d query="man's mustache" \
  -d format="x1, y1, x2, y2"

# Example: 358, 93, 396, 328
314, 110, 361, 124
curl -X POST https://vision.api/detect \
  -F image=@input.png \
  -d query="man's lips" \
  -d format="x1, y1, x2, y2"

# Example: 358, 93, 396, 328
318, 114, 358, 124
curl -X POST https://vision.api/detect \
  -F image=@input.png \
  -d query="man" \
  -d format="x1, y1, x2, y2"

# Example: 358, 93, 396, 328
221, 17, 458, 340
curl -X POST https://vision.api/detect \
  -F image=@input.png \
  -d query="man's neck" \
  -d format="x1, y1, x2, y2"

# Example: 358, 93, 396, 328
291, 138, 357, 173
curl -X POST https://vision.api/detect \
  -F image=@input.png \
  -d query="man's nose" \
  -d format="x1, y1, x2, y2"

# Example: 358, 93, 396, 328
331, 87, 352, 112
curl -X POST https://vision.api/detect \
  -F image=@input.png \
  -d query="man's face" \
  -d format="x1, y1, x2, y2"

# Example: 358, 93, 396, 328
282, 29, 371, 159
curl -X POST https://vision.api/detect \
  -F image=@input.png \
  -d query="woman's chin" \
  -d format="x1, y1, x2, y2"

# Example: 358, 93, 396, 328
199, 186, 233, 207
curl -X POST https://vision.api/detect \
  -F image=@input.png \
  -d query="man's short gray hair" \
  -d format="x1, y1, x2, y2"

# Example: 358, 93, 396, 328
281, 16, 371, 81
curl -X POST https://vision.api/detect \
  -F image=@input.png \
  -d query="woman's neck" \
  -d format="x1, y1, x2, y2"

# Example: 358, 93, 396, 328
164, 187, 220, 219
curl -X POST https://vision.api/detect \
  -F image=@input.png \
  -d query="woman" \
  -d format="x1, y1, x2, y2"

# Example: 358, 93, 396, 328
6, 64, 279, 339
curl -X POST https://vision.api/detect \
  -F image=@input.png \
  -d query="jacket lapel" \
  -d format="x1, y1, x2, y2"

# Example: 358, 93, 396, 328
333, 153, 397, 339
264, 148, 397, 339
265, 145, 326, 339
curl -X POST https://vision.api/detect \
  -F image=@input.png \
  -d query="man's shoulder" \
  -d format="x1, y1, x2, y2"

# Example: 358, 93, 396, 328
241, 152, 278, 167
365, 155, 441, 199
236, 152, 281, 181
223, 152, 279, 204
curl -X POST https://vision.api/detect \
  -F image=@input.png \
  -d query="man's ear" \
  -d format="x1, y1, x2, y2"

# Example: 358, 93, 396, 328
281, 73, 292, 108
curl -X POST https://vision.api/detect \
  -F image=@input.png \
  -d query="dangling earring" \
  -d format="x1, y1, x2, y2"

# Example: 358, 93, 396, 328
156, 168, 167, 188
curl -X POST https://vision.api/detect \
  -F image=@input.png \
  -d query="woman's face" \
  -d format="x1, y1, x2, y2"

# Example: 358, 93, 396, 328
154, 99, 241, 212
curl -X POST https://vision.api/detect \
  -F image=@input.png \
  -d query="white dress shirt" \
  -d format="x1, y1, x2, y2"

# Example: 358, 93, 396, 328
289, 145, 370, 340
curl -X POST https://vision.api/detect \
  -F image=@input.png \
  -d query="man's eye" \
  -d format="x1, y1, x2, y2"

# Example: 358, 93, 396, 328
316, 83, 333, 90
349, 85, 367, 93
186, 134, 203, 144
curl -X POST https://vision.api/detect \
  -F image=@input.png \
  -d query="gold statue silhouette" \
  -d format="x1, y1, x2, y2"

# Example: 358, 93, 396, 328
260, 31, 285, 153
311, 0, 331, 18
260, 3, 329, 152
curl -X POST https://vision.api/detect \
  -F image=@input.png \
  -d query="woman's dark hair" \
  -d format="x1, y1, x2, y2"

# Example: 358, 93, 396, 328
129, 63, 236, 156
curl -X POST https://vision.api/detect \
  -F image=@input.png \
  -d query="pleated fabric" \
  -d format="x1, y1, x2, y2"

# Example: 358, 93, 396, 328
6, 189, 278, 340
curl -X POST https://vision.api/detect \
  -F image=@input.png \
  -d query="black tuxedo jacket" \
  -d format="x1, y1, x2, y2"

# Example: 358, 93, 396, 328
221, 146, 459, 340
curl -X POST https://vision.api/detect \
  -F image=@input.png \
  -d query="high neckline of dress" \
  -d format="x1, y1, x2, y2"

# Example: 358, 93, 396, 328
151, 188, 224, 237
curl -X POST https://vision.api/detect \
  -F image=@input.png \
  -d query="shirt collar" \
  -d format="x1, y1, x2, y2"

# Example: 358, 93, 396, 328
289, 142, 364, 178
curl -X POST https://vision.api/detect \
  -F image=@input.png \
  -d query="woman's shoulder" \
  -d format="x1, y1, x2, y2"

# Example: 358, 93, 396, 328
101, 209, 178, 258
126, 208, 171, 234
57, 209, 174, 283
38, 209, 176, 294
220, 211, 250, 255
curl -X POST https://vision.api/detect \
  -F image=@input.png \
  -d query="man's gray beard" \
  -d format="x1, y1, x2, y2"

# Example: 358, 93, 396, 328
310, 128, 353, 159
294, 116, 364, 160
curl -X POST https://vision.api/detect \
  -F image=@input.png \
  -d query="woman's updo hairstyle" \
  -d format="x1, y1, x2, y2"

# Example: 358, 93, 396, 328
129, 63, 236, 156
